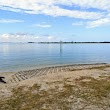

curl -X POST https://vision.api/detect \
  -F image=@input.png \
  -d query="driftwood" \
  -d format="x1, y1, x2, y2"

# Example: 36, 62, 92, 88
0, 77, 6, 83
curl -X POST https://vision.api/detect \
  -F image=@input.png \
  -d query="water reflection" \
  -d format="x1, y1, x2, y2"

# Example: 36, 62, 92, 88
1, 44, 10, 54
60, 43, 63, 56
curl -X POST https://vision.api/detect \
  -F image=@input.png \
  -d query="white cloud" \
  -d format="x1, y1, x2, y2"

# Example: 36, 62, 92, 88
34, 24, 51, 28
87, 18, 110, 28
1, 0, 110, 11
0, 33, 76, 42
48, 36, 54, 39
1, 0, 110, 27
41, 5, 103, 19
0, 33, 38, 42
56, 0, 110, 11
0, 0, 106, 20
72, 22, 84, 26
0, 33, 58, 42
72, 18, 110, 28
0, 19, 23, 23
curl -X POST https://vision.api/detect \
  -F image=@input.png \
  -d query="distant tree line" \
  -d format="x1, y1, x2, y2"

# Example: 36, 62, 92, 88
37, 41, 110, 44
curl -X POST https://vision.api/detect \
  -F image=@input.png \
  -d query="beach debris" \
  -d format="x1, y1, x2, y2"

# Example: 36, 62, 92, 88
0, 77, 6, 83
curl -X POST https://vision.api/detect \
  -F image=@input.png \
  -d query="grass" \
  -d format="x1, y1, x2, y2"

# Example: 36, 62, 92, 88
0, 75, 110, 110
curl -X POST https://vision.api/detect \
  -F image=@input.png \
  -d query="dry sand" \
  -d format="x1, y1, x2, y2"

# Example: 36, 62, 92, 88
0, 63, 110, 98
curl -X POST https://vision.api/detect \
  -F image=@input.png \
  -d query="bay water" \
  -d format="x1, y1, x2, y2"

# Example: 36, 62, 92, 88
0, 43, 110, 72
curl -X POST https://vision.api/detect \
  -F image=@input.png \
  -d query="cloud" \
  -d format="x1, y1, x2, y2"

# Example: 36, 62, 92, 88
72, 22, 84, 26
72, 18, 110, 28
33, 23, 51, 28
87, 18, 110, 28
56, 0, 110, 11
1, 0, 110, 27
0, 0, 106, 20
1, 0, 110, 12
0, 33, 77, 42
47, 36, 54, 39
0, 33, 58, 42
0, 19, 23, 23
0, 33, 38, 42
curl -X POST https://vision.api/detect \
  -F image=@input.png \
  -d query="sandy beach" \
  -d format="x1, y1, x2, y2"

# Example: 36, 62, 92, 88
0, 63, 110, 110
0, 63, 109, 87
0, 63, 110, 94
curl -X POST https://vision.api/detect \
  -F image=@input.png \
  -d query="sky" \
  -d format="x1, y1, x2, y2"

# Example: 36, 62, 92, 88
0, 0, 110, 42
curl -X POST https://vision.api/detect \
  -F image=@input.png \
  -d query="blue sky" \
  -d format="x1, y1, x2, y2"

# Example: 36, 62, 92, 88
0, 0, 110, 42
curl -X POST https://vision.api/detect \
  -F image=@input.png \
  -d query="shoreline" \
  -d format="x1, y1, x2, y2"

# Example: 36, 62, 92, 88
0, 63, 109, 84
0, 62, 108, 73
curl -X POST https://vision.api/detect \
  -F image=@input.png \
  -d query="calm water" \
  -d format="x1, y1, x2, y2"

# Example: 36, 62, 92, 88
0, 43, 110, 72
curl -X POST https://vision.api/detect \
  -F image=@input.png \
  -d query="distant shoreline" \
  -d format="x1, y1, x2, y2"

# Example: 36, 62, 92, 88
28, 41, 110, 44
1, 42, 110, 44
